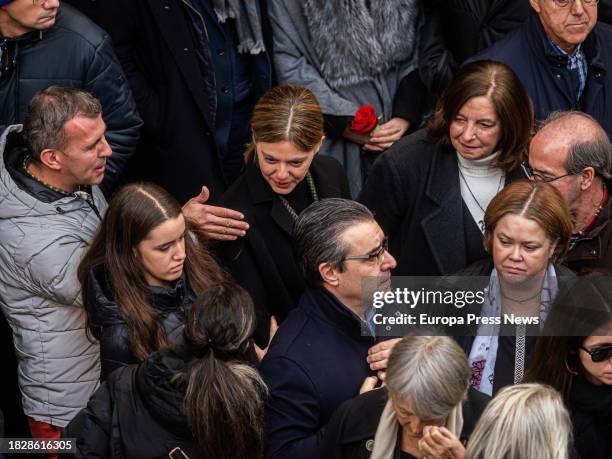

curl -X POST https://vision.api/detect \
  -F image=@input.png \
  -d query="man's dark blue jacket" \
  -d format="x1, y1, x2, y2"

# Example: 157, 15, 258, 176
260, 287, 377, 459
472, 11, 612, 138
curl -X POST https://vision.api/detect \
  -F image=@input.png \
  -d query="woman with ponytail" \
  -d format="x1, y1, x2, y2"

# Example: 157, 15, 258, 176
64, 282, 268, 459
78, 182, 226, 380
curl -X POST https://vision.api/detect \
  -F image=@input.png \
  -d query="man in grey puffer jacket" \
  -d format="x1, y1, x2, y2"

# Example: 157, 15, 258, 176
0, 87, 108, 437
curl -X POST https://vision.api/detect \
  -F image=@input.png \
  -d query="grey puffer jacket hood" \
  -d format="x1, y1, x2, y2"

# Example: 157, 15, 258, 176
0, 125, 107, 427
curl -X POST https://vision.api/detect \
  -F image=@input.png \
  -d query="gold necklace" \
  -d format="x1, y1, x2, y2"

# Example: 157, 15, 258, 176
23, 155, 73, 195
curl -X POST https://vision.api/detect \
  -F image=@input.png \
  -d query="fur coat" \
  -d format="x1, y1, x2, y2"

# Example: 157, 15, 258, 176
268, 0, 422, 196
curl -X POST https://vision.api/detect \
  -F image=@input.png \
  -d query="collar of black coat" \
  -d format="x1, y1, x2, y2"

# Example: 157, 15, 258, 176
324, 387, 490, 445
298, 287, 376, 342
86, 263, 192, 327
570, 373, 612, 420
528, 10, 606, 74
243, 155, 341, 234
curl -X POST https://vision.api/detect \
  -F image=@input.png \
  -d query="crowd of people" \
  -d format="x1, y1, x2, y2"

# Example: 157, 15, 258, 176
1, 0, 612, 458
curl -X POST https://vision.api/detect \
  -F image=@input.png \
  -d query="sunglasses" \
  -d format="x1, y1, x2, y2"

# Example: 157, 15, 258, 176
580, 345, 612, 363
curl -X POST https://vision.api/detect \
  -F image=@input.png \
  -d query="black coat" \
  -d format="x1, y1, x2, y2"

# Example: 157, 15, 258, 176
472, 12, 612, 138
358, 129, 525, 276
453, 259, 575, 395
218, 155, 350, 345
318, 387, 490, 459
565, 189, 612, 274
64, 346, 200, 458
260, 288, 380, 459
569, 374, 612, 459
420, 0, 530, 97
88, 0, 272, 203
0, 4, 142, 195
85, 264, 194, 380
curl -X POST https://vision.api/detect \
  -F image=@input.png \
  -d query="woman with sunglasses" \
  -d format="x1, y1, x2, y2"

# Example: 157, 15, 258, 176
524, 275, 612, 459
359, 60, 532, 276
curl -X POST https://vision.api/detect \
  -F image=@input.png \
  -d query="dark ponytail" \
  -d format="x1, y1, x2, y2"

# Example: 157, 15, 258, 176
182, 282, 267, 459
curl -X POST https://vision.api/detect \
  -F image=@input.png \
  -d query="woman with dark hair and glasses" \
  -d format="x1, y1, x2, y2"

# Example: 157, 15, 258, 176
359, 60, 533, 276
524, 275, 612, 459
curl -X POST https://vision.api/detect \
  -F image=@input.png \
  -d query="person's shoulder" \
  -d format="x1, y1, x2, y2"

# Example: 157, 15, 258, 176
329, 389, 388, 437
264, 307, 312, 358
52, 3, 107, 48
469, 21, 528, 64
593, 20, 612, 37
374, 128, 439, 168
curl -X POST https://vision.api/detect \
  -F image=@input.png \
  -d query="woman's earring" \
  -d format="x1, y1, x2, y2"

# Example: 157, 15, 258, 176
564, 357, 579, 376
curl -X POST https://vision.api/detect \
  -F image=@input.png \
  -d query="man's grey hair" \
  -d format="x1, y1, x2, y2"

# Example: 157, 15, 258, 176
539, 111, 612, 181
466, 383, 572, 459
293, 198, 374, 287
385, 334, 470, 420
23, 86, 102, 162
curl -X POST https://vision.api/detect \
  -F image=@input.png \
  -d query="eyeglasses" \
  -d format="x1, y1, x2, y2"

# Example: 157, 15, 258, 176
521, 161, 578, 183
580, 345, 612, 363
343, 237, 389, 263
551, 0, 599, 7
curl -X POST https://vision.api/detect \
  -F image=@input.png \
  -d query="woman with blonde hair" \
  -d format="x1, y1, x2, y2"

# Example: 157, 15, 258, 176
219, 84, 350, 345
465, 383, 572, 459
319, 333, 489, 458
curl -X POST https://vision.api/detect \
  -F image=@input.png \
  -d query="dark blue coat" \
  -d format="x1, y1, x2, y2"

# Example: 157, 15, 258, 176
472, 12, 612, 138
260, 288, 378, 459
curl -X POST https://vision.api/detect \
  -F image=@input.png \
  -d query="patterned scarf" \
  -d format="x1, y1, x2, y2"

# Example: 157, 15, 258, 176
467, 265, 557, 395
212, 0, 265, 54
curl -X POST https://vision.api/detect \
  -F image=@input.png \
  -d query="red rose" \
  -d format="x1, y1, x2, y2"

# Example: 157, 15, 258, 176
350, 105, 378, 134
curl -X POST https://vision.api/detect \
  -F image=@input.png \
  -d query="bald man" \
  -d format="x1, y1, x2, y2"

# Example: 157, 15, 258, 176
528, 111, 612, 273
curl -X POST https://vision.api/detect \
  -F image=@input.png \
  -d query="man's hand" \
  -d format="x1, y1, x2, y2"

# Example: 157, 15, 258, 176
367, 338, 401, 371
182, 186, 249, 241
418, 426, 465, 459
255, 316, 279, 362
363, 117, 410, 152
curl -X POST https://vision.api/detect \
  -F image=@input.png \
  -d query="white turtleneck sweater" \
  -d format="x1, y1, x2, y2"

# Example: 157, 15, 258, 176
456, 152, 504, 232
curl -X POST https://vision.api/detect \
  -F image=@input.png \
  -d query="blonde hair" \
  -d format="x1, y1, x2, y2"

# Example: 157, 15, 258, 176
245, 85, 324, 161
465, 383, 572, 459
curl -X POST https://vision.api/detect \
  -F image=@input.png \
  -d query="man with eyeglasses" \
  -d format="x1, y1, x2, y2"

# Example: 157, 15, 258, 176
0, 0, 141, 194
260, 198, 399, 459
528, 111, 612, 272
472, 0, 612, 138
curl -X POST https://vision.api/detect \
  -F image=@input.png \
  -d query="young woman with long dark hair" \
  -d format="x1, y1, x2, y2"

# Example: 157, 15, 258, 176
65, 282, 267, 459
78, 182, 226, 379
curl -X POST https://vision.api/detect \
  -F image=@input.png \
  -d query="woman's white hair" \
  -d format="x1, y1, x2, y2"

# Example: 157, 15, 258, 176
385, 334, 470, 420
465, 383, 572, 459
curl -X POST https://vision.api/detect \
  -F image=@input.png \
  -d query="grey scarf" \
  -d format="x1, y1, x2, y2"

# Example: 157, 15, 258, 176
303, 0, 421, 89
212, 0, 266, 54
